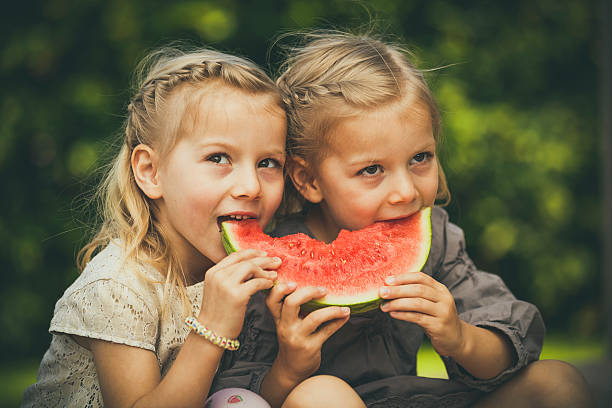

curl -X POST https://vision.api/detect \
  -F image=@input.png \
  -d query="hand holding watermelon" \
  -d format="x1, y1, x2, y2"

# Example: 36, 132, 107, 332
265, 282, 351, 384
198, 249, 280, 339
379, 271, 464, 357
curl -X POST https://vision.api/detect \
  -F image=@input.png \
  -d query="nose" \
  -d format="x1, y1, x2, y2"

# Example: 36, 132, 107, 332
387, 171, 417, 205
230, 167, 262, 200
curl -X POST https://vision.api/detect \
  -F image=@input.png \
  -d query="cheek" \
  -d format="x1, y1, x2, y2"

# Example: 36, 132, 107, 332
261, 175, 285, 216
332, 194, 379, 227
423, 168, 439, 205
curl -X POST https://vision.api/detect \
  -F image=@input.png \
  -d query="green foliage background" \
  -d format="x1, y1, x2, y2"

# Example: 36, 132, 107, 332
1, 0, 601, 365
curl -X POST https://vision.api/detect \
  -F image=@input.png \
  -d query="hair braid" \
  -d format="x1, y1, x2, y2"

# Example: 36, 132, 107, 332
276, 31, 450, 215
79, 46, 282, 318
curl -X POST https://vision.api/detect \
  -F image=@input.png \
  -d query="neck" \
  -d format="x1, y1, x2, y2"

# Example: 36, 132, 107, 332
304, 205, 340, 244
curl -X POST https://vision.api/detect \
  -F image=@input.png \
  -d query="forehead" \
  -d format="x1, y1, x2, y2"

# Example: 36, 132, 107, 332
181, 85, 284, 136
325, 101, 434, 158
158, 83, 284, 151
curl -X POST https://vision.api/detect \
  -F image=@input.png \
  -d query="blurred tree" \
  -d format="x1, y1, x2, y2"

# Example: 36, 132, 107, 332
0, 0, 600, 364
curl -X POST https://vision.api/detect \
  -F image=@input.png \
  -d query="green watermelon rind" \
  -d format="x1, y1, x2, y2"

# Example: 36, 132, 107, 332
299, 207, 432, 313
221, 207, 432, 314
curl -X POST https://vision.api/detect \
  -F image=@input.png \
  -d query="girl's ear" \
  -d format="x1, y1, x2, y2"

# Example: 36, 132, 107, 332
131, 144, 163, 199
287, 156, 323, 203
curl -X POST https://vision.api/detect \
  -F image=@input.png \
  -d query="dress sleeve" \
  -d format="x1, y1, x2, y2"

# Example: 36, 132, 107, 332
432, 209, 545, 391
49, 278, 159, 352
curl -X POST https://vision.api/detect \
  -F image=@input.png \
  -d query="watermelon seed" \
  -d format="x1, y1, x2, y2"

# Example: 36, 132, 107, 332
289, 243, 294, 248
300, 249, 306, 256
310, 251, 314, 259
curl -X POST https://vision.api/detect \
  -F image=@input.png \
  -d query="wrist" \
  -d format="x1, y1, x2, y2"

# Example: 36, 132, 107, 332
269, 359, 306, 389
449, 320, 472, 360
196, 312, 240, 339
185, 316, 240, 351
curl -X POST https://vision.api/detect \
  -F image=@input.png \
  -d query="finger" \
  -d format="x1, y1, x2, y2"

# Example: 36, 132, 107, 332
266, 282, 297, 320
385, 272, 445, 290
215, 249, 268, 268
387, 310, 434, 327
380, 297, 438, 316
302, 306, 351, 334
242, 263, 279, 282
241, 277, 276, 296
312, 313, 351, 344
247, 256, 283, 271
379, 283, 439, 302
281, 286, 327, 321
227, 260, 278, 284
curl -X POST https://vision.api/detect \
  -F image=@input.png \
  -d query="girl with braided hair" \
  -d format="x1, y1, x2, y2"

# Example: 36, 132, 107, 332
22, 46, 291, 407
212, 32, 593, 408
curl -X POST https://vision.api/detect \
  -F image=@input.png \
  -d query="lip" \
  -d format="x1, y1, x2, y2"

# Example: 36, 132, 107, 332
377, 212, 417, 223
216, 211, 258, 231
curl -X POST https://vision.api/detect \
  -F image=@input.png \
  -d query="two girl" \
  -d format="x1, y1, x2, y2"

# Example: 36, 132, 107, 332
25, 32, 593, 408
23, 49, 284, 407
213, 32, 594, 408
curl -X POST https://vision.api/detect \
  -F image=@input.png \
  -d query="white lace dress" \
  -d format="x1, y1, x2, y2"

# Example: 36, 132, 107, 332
22, 242, 203, 407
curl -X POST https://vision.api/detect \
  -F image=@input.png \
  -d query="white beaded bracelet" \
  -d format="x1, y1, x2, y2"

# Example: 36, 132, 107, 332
184, 316, 240, 351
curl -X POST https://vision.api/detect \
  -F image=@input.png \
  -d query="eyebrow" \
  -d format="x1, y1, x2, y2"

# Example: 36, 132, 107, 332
346, 142, 436, 165
194, 140, 285, 157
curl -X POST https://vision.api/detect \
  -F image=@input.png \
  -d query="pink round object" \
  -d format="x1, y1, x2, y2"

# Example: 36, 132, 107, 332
205, 388, 271, 408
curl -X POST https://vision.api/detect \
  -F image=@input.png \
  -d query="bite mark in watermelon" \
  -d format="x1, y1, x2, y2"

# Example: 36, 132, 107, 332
221, 207, 432, 314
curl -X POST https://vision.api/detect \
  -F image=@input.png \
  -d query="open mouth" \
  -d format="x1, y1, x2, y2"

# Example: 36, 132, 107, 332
217, 214, 256, 231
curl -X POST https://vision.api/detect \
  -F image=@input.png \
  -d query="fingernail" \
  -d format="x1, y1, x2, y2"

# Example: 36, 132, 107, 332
269, 271, 277, 279
380, 302, 388, 311
385, 276, 395, 285
342, 307, 350, 315
380, 287, 389, 297
318, 287, 326, 294
273, 257, 282, 263
259, 250, 268, 256
287, 282, 297, 290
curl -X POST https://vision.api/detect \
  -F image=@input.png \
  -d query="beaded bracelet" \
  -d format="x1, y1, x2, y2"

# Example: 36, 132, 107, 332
184, 316, 240, 351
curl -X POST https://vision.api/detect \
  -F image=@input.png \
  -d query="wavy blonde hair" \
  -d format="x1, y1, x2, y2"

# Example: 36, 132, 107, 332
78, 46, 282, 315
276, 31, 450, 214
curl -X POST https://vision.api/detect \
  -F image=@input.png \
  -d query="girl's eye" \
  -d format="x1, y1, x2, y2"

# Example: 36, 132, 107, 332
258, 158, 282, 169
358, 164, 383, 176
206, 153, 230, 164
411, 152, 432, 165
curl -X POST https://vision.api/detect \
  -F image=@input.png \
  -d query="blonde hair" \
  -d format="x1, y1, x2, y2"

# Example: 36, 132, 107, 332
78, 46, 282, 315
276, 31, 450, 214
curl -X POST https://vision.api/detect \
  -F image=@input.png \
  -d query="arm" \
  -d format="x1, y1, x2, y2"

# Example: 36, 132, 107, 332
436, 218, 545, 386
380, 272, 513, 379
379, 208, 544, 385
82, 249, 280, 408
259, 284, 351, 408
82, 333, 224, 408
444, 319, 514, 379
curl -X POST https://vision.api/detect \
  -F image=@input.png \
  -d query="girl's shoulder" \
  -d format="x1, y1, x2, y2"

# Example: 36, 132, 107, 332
431, 206, 465, 242
49, 242, 164, 349
66, 241, 164, 296
425, 206, 468, 274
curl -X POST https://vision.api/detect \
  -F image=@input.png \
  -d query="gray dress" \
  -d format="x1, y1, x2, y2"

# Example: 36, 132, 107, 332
211, 207, 545, 407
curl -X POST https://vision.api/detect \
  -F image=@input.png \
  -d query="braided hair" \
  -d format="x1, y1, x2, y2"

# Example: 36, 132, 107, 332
78, 47, 282, 316
275, 31, 449, 215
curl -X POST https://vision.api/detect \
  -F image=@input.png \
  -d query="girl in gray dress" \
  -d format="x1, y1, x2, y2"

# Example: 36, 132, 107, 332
211, 31, 593, 408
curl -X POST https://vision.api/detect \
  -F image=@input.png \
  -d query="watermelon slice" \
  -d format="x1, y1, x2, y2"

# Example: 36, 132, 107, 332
221, 207, 432, 314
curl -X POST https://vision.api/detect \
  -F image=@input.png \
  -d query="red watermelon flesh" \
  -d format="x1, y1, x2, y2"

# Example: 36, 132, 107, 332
221, 207, 431, 313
